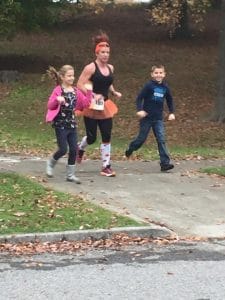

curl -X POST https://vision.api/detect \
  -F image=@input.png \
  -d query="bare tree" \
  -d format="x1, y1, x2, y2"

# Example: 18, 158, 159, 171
211, 0, 225, 122
173, 0, 190, 39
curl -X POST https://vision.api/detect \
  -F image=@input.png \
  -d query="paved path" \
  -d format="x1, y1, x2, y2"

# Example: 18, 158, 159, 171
1, 155, 225, 238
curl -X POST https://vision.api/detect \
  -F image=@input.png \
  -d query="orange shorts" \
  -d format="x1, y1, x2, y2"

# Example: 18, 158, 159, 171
76, 99, 118, 119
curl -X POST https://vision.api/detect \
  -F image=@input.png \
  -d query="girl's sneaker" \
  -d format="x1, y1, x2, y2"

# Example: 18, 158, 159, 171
100, 165, 116, 177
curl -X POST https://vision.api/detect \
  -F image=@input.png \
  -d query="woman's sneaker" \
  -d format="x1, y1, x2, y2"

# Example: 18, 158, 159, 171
100, 165, 116, 177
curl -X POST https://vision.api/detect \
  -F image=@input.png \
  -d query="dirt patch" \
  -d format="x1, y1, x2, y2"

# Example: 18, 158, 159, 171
0, 83, 11, 102
0, 54, 64, 73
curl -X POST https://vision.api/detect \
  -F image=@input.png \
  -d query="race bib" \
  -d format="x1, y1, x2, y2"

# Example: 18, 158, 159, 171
89, 94, 104, 111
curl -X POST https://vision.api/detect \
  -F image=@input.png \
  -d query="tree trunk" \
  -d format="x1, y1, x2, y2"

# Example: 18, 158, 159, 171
211, 0, 222, 9
210, 0, 225, 122
173, 0, 191, 39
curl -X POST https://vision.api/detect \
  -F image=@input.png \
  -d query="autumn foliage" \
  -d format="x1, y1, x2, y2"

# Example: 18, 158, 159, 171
148, 0, 212, 37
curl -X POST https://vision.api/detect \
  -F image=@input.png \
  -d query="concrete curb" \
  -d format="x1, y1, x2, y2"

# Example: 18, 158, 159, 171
0, 225, 174, 244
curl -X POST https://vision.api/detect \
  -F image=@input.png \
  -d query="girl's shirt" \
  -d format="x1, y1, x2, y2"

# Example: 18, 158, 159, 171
53, 89, 76, 129
46, 85, 92, 123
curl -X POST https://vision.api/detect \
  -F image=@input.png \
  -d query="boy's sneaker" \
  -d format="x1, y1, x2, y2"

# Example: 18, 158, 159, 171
125, 149, 133, 158
76, 147, 85, 164
100, 165, 116, 177
161, 163, 174, 172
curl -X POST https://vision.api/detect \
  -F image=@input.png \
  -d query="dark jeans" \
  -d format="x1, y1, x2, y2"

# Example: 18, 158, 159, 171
53, 127, 77, 165
128, 118, 170, 166
84, 117, 113, 144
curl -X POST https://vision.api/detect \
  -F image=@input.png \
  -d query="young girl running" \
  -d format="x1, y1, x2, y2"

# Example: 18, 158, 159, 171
76, 31, 122, 177
45, 65, 92, 183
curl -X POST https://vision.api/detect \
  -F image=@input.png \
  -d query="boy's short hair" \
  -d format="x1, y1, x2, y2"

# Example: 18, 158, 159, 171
151, 65, 165, 72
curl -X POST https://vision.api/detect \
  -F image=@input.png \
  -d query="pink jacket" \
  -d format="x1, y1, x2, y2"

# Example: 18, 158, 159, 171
45, 85, 92, 122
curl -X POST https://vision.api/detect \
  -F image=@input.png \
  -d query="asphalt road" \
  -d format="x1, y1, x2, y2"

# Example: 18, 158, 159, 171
1, 240, 225, 300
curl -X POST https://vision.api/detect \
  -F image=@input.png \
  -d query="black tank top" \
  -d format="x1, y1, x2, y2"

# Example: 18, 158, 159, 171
90, 62, 113, 100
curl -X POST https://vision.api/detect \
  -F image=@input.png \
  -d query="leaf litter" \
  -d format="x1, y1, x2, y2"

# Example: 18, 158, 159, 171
0, 234, 216, 256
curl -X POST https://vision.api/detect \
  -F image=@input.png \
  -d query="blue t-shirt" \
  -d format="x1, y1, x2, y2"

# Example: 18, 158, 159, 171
136, 80, 175, 120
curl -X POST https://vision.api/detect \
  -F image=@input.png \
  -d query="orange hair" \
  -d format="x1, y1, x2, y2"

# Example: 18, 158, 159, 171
95, 42, 110, 54
92, 31, 110, 54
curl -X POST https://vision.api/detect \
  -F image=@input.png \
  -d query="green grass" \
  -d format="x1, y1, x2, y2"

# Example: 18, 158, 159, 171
0, 173, 143, 235
169, 146, 225, 160
1, 78, 225, 160
0, 77, 58, 155
200, 166, 225, 177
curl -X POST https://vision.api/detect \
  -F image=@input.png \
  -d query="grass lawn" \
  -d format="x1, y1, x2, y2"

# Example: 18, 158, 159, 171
0, 172, 144, 235
200, 166, 225, 177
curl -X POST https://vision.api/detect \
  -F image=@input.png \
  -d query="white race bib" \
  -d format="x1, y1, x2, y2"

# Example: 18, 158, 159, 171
89, 94, 104, 111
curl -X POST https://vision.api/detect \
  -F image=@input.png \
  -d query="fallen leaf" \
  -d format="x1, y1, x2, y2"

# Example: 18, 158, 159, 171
13, 212, 26, 217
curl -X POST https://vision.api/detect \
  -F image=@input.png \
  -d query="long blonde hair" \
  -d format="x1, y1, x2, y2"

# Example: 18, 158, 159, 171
47, 65, 74, 85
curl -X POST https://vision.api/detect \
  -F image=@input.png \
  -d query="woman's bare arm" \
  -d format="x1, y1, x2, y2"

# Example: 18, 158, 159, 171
77, 62, 95, 93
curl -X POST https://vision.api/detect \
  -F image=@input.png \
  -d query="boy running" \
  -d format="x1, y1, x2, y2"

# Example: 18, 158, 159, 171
125, 65, 175, 171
